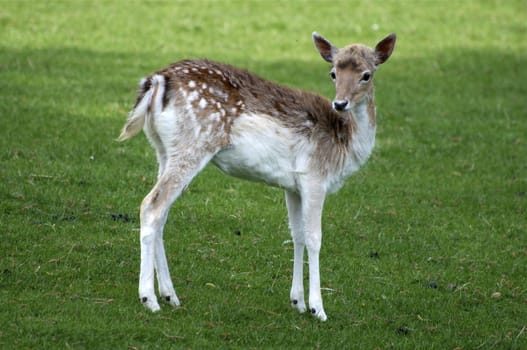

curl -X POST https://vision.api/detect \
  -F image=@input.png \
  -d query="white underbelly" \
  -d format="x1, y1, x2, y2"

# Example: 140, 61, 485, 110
212, 113, 307, 190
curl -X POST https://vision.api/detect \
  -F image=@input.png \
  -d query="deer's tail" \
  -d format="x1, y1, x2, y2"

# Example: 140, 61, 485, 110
117, 75, 165, 141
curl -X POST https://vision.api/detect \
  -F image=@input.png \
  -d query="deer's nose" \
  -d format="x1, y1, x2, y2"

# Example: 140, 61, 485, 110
332, 99, 349, 111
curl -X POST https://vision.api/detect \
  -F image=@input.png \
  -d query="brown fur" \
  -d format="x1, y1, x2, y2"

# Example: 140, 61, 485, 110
144, 59, 357, 155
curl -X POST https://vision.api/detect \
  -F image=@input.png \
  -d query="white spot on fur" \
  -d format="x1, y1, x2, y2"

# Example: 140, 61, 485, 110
209, 112, 221, 123
199, 98, 208, 109
193, 124, 201, 139
205, 123, 213, 135
209, 87, 229, 101
188, 81, 196, 88
188, 90, 199, 102
179, 88, 188, 98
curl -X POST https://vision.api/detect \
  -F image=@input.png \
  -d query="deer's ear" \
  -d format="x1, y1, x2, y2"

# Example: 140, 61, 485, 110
313, 32, 337, 63
374, 33, 396, 65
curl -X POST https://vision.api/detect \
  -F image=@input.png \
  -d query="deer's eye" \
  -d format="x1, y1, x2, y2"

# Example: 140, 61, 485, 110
329, 69, 336, 80
360, 71, 371, 82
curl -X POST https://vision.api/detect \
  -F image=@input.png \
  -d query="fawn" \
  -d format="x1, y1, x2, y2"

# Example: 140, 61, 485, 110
118, 32, 396, 321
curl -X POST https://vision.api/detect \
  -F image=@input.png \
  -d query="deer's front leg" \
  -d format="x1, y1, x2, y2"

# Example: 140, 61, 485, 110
302, 186, 327, 321
286, 190, 306, 313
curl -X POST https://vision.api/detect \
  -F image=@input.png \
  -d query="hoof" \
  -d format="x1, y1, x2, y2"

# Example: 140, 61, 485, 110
309, 306, 327, 321
291, 299, 306, 313
162, 294, 181, 307
140, 295, 160, 312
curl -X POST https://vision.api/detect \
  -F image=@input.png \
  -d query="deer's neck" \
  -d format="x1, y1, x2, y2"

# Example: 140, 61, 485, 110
321, 94, 376, 193
349, 94, 376, 164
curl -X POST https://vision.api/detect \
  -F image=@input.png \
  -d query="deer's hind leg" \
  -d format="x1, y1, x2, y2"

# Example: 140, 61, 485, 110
150, 146, 179, 306
139, 132, 218, 311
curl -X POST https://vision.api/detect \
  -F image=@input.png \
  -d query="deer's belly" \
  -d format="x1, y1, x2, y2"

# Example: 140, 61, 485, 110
212, 113, 302, 190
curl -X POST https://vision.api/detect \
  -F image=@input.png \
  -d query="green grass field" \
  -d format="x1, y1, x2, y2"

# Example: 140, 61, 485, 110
1, 1, 526, 349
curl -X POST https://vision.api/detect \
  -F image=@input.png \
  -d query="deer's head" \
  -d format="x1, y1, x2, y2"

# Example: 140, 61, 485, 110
313, 32, 396, 113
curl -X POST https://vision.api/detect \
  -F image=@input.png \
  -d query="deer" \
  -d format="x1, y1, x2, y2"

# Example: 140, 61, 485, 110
118, 32, 396, 321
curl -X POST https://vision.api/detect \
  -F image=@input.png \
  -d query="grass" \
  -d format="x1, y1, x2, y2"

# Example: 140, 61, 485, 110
1, 0, 526, 348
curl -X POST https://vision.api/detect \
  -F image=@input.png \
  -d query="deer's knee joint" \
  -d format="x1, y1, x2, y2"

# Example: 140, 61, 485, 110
305, 237, 321, 252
